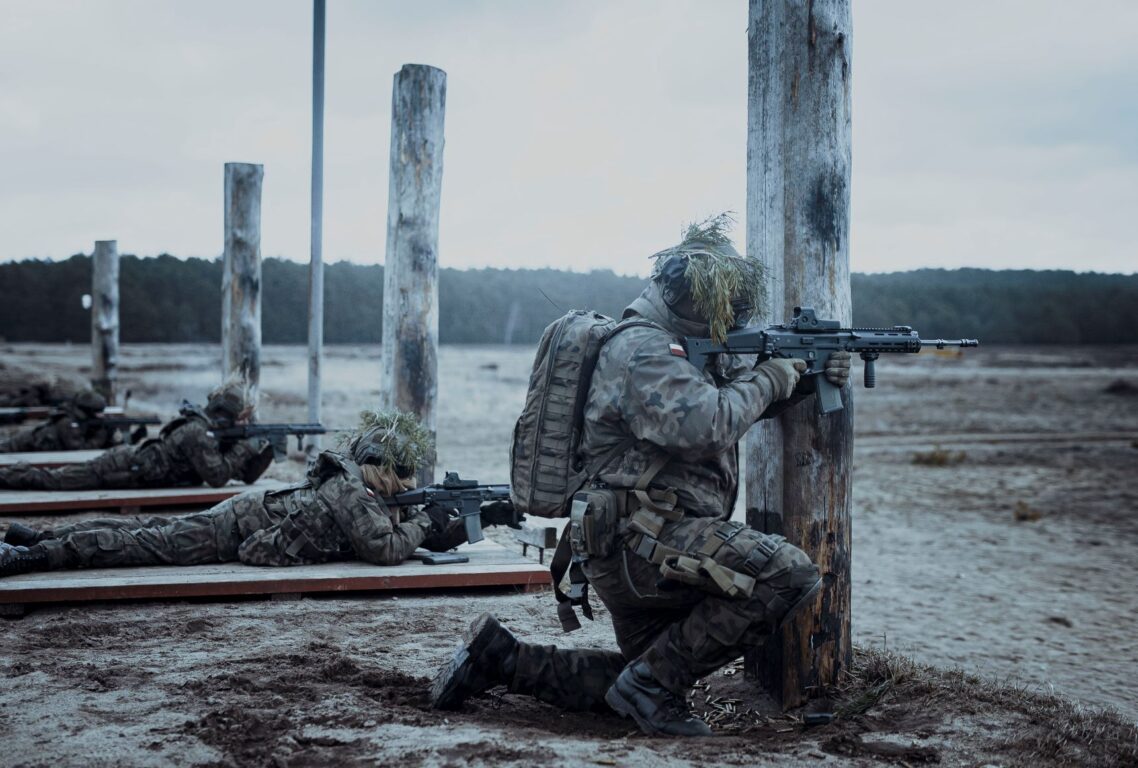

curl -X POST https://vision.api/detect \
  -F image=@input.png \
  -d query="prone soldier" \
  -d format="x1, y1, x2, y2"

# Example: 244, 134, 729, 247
0, 410, 520, 576
430, 215, 852, 736
0, 380, 272, 491
0, 390, 123, 453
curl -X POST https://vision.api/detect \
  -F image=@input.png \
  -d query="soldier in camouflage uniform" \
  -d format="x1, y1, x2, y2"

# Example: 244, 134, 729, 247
0, 410, 518, 575
0, 390, 122, 453
0, 376, 75, 408
0, 381, 271, 491
431, 215, 853, 736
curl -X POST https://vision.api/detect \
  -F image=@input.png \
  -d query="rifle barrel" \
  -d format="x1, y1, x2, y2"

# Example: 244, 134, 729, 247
920, 338, 980, 349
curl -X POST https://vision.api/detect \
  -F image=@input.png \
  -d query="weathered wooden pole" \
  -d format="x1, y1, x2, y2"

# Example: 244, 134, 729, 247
306, 0, 326, 455
380, 64, 446, 485
222, 162, 263, 418
744, 0, 853, 706
90, 240, 120, 404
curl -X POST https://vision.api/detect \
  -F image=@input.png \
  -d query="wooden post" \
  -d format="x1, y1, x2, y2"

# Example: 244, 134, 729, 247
380, 64, 446, 486
744, 0, 853, 706
306, 0, 327, 456
90, 240, 119, 404
222, 162, 263, 418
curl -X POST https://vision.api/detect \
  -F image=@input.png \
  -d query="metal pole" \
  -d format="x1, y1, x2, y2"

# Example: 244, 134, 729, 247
306, 0, 326, 456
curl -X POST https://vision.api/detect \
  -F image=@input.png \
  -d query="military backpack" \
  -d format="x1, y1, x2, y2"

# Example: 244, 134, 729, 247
508, 310, 655, 519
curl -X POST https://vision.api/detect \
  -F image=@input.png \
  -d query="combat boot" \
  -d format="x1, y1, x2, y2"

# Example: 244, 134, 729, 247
3, 522, 43, 547
0, 542, 49, 577
430, 613, 519, 710
604, 660, 713, 737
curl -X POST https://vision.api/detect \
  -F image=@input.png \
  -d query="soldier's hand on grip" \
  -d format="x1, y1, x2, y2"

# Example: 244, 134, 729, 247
754, 358, 807, 400
824, 351, 852, 388
481, 499, 523, 529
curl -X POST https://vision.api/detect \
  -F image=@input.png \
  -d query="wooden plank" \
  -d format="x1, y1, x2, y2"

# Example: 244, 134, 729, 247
0, 540, 549, 605
0, 480, 288, 515
0, 450, 104, 468
513, 525, 558, 550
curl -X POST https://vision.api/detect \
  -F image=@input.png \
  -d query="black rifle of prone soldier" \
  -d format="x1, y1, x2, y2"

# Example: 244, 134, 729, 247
684, 306, 979, 414
382, 472, 512, 546
208, 423, 328, 462
0, 407, 160, 443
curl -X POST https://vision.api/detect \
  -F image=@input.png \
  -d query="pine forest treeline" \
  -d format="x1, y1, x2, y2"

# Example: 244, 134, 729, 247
1, 254, 1135, 345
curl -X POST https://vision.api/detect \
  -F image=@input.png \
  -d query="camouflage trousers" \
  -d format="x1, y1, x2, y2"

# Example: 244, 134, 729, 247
36, 494, 279, 570
509, 516, 819, 709
0, 445, 171, 491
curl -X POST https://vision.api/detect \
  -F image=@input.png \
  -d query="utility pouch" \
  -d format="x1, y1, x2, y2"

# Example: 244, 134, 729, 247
568, 489, 622, 560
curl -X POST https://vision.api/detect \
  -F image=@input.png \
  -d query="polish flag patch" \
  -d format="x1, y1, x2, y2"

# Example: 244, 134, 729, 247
669, 343, 687, 358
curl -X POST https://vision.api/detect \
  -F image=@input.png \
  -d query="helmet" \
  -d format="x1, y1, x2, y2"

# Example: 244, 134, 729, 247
345, 410, 432, 478
205, 380, 250, 425
72, 389, 107, 415
650, 213, 766, 343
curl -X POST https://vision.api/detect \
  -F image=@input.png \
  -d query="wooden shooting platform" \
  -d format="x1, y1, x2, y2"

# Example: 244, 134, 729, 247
0, 539, 550, 613
0, 480, 288, 516
0, 450, 104, 468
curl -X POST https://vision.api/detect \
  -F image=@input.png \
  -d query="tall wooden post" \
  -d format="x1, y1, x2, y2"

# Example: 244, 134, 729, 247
744, 0, 853, 706
306, 0, 327, 455
222, 162, 263, 418
90, 240, 120, 404
380, 64, 446, 486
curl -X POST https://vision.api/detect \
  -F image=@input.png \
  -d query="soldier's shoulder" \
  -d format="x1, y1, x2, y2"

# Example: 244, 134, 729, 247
309, 451, 364, 484
601, 321, 684, 364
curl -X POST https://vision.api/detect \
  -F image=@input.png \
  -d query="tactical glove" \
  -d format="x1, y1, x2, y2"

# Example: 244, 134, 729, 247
481, 500, 524, 529
824, 351, 851, 388
754, 358, 807, 401
423, 503, 453, 537
240, 438, 275, 484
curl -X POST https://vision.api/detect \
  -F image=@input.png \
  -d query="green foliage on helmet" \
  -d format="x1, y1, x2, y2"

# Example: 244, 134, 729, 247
649, 212, 767, 343
342, 409, 433, 475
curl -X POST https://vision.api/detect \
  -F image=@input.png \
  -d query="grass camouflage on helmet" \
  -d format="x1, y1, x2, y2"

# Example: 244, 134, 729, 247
205, 378, 251, 422
649, 212, 767, 344
342, 409, 432, 476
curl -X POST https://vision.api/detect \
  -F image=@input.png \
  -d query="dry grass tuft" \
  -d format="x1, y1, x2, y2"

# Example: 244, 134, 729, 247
911, 445, 967, 466
1014, 500, 1044, 522
838, 647, 1138, 768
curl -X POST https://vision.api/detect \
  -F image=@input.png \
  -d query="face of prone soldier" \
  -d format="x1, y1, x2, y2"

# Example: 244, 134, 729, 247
359, 462, 415, 496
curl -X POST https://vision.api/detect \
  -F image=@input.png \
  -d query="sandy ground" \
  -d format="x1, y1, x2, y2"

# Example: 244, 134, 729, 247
1, 342, 1136, 766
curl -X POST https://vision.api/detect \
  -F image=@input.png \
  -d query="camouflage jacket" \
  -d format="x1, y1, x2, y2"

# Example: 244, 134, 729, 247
235, 451, 460, 566
131, 413, 265, 487
579, 283, 804, 519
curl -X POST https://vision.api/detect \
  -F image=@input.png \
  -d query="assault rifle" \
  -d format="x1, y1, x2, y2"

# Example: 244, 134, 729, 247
382, 472, 512, 546
684, 306, 979, 414
0, 406, 160, 442
209, 423, 328, 462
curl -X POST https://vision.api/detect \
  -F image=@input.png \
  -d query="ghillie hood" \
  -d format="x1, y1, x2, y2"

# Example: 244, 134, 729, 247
649, 213, 766, 343
341, 409, 433, 474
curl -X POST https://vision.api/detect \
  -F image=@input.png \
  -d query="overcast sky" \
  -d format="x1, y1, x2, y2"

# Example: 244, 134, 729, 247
2, 1, 1135, 275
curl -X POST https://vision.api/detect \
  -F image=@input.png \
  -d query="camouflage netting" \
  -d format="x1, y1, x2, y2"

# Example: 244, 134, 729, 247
650, 212, 767, 343
342, 409, 433, 471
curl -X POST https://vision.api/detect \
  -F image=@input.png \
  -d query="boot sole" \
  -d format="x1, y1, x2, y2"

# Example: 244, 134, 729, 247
778, 577, 823, 630
429, 613, 500, 710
